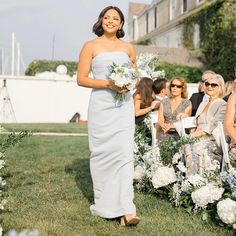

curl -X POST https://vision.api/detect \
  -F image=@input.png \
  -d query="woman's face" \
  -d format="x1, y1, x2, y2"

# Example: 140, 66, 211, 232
102, 9, 122, 34
205, 78, 220, 98
170, 79, 183, 97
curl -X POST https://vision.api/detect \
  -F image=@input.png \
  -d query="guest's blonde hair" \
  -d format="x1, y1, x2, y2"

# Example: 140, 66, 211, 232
169, 76, 188, 99
224, 80, 234, 96
207, 74, 225, 98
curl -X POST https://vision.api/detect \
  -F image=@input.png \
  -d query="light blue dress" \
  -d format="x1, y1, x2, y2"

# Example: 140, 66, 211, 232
88, 51, 136, 218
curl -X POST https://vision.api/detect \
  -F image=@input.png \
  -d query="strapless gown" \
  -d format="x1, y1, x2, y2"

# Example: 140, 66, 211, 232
88, 51, 136, 218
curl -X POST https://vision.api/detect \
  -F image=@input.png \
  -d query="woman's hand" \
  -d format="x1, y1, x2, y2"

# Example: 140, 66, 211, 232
151, 100, 158, 110
162, 123, 173, 133
107, 81, 120, 92
108, 81, 129, 94
118, 87, 129, 94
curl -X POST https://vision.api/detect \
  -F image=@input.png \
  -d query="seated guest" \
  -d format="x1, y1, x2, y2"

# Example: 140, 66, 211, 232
184, 74, 226, 176
152, 78, 168, 139
190, 70, 215, 116
225, 92, 236, 163
153, 78, 168, 103
223, 79, 236, 102
133, 77, 158, 125
158, 76, 192, 140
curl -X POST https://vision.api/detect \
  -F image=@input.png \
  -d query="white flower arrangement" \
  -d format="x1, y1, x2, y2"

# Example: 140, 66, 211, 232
107, 62, 138, 102
136, 53, 165, 80
217, 198, 236, 225
134, 166, 146, 180
152, 166, 177, 189
187, 174, 206, 187
191, 182, 224, 209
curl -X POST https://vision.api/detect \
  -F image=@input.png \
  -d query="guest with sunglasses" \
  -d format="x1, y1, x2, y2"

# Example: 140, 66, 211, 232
225, 92, 236, 164
158, 76, 192, 140
189, 70, 215, 116
184, 74, 226, 176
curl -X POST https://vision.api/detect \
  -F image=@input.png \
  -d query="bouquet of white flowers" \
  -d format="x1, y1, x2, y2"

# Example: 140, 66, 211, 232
107, 62, 138, 102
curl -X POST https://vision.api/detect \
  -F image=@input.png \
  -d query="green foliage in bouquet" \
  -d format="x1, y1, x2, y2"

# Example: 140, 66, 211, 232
159, 136, 196, 166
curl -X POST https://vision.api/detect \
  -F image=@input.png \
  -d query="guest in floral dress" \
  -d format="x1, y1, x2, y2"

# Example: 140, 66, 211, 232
185, 74, 226, 176
158, 76, 192, 141
225, 92, 236, 164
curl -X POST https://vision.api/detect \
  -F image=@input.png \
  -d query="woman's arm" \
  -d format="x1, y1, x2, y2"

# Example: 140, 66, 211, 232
225, 93, 236, 143
176, 104, 192, 120
134, 94, 156, 117
77, 42, 118, 90
191, 101, 227, 138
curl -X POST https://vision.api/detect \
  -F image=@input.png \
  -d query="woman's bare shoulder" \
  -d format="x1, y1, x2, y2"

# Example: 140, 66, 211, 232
133, 93, 141, 100
81, 38, 102, 56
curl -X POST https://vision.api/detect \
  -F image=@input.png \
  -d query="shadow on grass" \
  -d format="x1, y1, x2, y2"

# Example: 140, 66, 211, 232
65, 158, 93, 203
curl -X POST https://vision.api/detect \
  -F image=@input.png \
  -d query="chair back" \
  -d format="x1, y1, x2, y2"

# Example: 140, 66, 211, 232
216, 121, 231, 171
150, 113, 158, 146
179, 116, 197, 137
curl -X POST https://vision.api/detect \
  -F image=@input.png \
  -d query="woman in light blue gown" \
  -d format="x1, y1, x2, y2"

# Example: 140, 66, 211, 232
77, 6, 140, 226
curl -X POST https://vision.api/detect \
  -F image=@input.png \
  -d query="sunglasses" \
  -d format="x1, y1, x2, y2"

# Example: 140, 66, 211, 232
205, 82, 219, 88
171, 84, 182, 88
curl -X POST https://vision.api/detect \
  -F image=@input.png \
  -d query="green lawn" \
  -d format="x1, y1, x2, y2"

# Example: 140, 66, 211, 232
1, 123, 87, 133
1, 135, 233, 236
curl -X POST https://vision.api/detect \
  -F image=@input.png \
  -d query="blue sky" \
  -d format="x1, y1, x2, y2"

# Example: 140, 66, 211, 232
0, 0, 152, 73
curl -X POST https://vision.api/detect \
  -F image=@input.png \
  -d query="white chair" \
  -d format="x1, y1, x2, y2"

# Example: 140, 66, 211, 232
212, 121, 231, 171
174, 116, 197, 137
150, 112, 158, 146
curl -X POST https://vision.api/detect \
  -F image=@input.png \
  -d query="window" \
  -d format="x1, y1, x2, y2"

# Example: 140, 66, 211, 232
182, 0, 187, 13
146, 12, 149, 33
154, 7, 157, 28
193, 24, 200, 48
197, 0, 204, 4
170, 0, 176, 20
132, 20, 135, 40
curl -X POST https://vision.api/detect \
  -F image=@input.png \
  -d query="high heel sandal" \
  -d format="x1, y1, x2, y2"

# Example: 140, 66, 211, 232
120, 215, 140, 226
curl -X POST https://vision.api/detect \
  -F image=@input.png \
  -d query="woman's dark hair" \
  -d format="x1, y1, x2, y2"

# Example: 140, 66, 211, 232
92, 6, 125, 38
153, 78, 167, 94
134, 77, 154, 108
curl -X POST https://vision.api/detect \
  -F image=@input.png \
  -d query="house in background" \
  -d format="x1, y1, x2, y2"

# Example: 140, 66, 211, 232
128, 0, 208, 49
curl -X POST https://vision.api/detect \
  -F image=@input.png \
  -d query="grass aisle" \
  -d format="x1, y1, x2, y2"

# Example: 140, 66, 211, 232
2, 136, 232, 236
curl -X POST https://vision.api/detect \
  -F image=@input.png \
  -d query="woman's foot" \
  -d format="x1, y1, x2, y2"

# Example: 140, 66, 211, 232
120, 214, 140, 226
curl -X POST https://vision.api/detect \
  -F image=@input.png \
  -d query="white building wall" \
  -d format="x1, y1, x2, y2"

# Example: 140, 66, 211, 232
148, 8, 155, 33
0, 76, 198, 123
152, 25, 183, 48
138, 14, 147, 38
0, 76, 91, 123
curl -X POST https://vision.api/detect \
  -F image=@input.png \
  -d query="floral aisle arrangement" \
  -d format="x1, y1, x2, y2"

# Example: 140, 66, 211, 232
0, 131, 31, 236
136, 53, 165, 80
107, 62, 138, 102
134, 130, 236, 230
